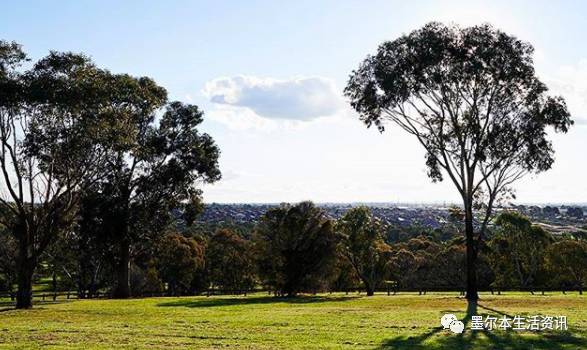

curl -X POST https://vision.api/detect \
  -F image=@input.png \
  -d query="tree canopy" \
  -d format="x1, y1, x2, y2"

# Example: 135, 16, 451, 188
0, 40, 221, 307
0, 41, 166, 308
337, 207, 391, 296
254, 201, 338, 297
345, 22, 573, 301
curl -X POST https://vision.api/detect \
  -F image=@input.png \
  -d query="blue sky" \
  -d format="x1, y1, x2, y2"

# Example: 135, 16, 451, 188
3, 0, 586, 203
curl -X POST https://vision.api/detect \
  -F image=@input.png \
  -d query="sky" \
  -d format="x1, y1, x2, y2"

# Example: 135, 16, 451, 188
2, 0, 586, 204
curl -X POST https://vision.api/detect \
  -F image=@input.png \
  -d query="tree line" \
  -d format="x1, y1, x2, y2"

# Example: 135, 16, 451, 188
0, 40, 221, 308
1, 202, 585, 301
0, 21, 581, 309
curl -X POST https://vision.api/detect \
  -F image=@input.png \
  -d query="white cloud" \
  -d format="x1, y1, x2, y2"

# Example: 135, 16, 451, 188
202, 75, 344, 121
546, 59, 587, 125
206, 106, 279, 131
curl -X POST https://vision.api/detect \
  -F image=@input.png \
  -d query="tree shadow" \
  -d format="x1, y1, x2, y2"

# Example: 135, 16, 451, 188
377, 300, 587, 350
157, 295, 358, 308
0, 299, 74, 311
477, 303, 515, 318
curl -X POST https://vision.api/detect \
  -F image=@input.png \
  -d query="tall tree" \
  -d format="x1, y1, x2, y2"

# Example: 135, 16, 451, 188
254, 202, 338, 297
71, 190, 117, 298
101, 100, 221, 298
345, 23, 572, 301
0, 41, 151, 308
336, 207, 391, 296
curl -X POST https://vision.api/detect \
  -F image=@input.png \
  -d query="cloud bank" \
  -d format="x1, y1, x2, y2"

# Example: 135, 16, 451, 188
203, 75, 344, 121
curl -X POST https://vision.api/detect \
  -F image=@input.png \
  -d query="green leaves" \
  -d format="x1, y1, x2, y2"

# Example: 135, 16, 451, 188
346, 23, 574, 299
0, 40, 27, 74
253, 201, 338, 296
336, 207, 391, 294
345, 22, 573, 180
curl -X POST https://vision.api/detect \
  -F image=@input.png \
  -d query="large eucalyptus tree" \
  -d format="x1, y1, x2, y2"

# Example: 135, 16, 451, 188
0, 41, 160, 308
345, 23, 573, 301
105, 100, 221, 299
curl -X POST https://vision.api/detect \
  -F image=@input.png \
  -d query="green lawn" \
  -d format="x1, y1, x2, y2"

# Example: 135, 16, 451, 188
0, 292, 585, 349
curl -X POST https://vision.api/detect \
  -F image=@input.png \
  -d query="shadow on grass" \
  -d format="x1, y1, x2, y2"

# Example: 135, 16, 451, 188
378, 330, 586, 350
377, 301, 587, 350
0, 299, 74, 311
157, 295, 358, 308
477, 303, 515, 319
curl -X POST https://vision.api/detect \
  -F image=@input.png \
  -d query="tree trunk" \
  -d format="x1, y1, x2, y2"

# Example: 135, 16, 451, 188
113, 239, 131, 298
168, 280, 176, 297
16, 263, 34, 309
363, 279, 375, 296
89, 263, 100, 298
52, 272, 57, 294
16, 229, 35, 309
16, 259, 34, 309
464, 204, 479, 302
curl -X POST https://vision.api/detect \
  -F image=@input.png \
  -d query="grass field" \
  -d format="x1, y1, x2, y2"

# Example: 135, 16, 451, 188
0, 292, 585, 349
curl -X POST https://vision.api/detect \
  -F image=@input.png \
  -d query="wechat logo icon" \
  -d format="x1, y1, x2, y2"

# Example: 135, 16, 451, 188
441, 313, 465, 334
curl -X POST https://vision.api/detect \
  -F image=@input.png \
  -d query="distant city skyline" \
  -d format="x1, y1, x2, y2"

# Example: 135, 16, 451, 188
202, 201, 587, 206
3, 0, 586, 203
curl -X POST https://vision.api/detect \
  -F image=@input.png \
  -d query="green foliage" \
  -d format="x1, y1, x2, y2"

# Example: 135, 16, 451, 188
546, 240, 587, 292
207, 229, 256, 292
143, 263, 164, 294
490, 212, 552, 291
389, 248, 418, 290
434, 244, 467, 289
156, 232, 206, 296
0, 227, 16, 292
330, 255, 360, 291
99, 99, 221, 298
1, 40, 169, 307
388, 235, 494, 292
345, 22, 573, 301
254, 201, 338, 296
336, 207, 391, 295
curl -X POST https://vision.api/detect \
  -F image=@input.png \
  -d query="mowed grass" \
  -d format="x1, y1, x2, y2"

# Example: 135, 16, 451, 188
0, 292, 585, 349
